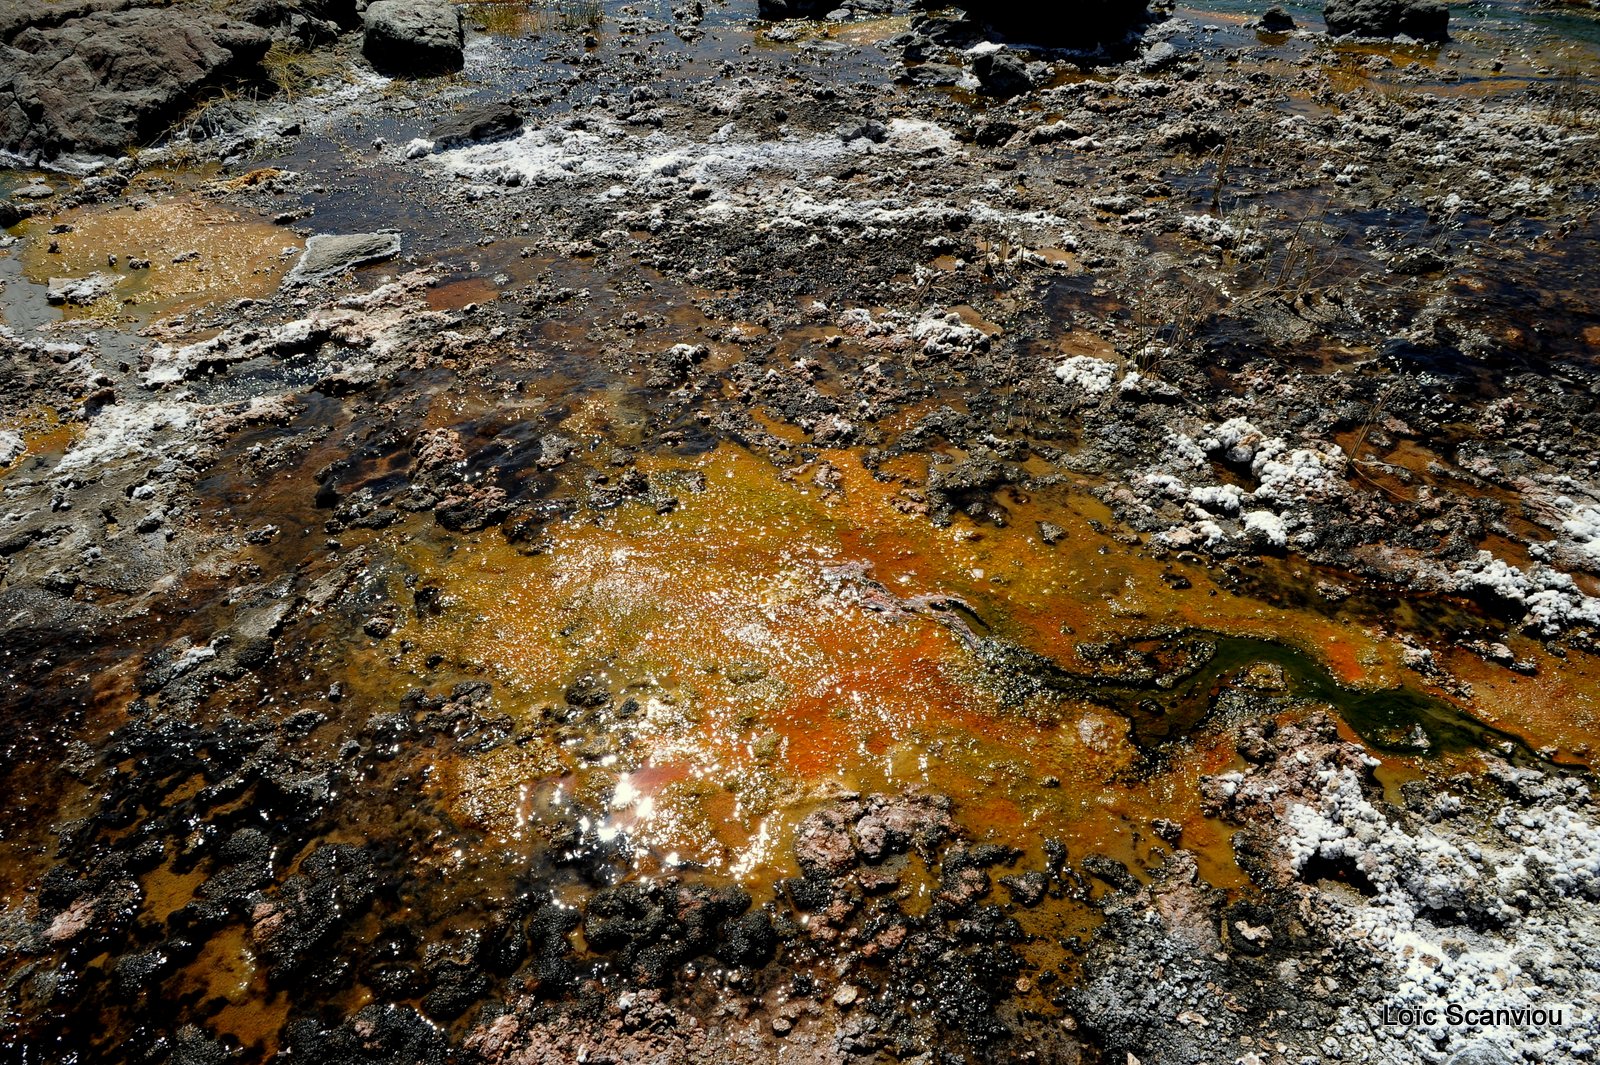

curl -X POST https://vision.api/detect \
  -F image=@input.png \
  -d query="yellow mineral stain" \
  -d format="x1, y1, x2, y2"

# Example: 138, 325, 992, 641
18, 197, 302, 321
177, 927, 286, 1057
440, 736, 566, 838
142, 862, 208, 924
1443, 641, 1600, 762
386, 442, 1447, 894
758, 14, 912, 47
0, 407, 80, 475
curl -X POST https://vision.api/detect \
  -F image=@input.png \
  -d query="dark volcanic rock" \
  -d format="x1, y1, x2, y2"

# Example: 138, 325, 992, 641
361, 0, 464, 74
972, 51, 1033, 98
756, 0, 833, 17
1323, 0, 1447, 38
250, 844, 378, 985
583, 880, 753, 986
0, 0, 139, 42
430, 102, 524, 150
235, 0, 346, 47
961, 0, 1151, 46
420, 958, 488, 1020
284, 1002, 448, 1065
1260, 4, 1296, 29
0, 6, 272, 159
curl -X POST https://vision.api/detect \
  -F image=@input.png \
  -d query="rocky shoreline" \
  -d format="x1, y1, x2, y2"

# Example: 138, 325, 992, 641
3, 0, 1600, 1062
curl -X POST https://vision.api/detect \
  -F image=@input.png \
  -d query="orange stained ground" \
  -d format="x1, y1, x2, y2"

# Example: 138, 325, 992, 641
18, 195, 302, 322
426, 276, 500, 311
0, 407, 80, 476
385, 440, 1566, 892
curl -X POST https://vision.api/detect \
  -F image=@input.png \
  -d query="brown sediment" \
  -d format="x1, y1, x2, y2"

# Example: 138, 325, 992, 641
143, 863, 210, 924
426, 276, 500, 311
17, 196, 302, 322
1443, 642, 1600, 759
0, 406, 80, 475
174, 926, 286, 1058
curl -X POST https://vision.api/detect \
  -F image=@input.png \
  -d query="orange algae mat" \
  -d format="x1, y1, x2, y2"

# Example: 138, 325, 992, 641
370, 442, 1600, 895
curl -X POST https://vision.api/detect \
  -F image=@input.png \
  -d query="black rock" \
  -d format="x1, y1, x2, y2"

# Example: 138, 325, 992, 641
1323, 0, 1447, 39
283, 1003, 448, 1065
235, 0, 342, 46
972, 51, 1032, 98
716, 909, 777, 967
527, 902, 581, 991
974, 119, 1020, 147
564, 674, 611, 708
1080, 854, 1141, 894
168, 1027, 231, 1065
1260, 4, 1296, 29
583, 881, 753, 986
112, 948, 173, 997
361, 0, 464, 74
477, 911, 530, 975
783, 874, 839, 912
430, 102, 524, 150
837, 119, 889, 144
250, 844, 378, 984
421, 959, 489, 1020
0, 7, 272, 158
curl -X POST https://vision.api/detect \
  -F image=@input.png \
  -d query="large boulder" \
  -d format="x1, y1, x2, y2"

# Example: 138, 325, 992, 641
972, 51, 1033, 98
0, 0, 136, 43
361, 0, 464, 75
1260, 4, 1297, 30
756, 0, 832, 16
0, 6, 272, 159
1324, 0, 1448, 38
233, 0, 349, 48
969, 0, 1152, 45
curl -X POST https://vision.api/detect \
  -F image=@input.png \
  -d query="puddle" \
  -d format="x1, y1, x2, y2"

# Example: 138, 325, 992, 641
15, 195, 302, 322
425, 274, 500, 310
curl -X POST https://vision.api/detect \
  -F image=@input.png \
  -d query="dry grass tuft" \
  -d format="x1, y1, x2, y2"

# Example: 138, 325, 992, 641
260, 41, 359, 101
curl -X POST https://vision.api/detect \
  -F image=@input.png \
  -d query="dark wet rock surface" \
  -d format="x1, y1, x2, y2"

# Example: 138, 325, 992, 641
0, 2, 272, 160
1324, 0, 1449, 39
1260, 3, 1296, 30
429, 102, 525, 151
